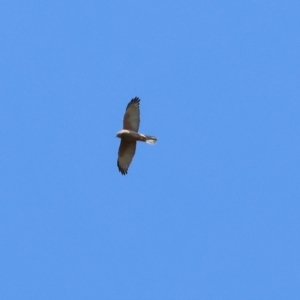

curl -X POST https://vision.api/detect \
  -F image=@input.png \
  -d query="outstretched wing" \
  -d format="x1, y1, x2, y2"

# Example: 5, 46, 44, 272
123, 97, 140, 131
117, 140, 136, 175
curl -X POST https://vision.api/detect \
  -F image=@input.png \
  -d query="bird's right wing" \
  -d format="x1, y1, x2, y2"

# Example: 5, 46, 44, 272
117, 140, 136, 175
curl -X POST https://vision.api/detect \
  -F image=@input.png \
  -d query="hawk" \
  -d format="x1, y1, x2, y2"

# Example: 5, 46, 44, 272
116, 97, 157, 175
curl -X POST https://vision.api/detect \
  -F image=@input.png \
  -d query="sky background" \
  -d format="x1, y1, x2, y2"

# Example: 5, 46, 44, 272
1, 1, 299, 299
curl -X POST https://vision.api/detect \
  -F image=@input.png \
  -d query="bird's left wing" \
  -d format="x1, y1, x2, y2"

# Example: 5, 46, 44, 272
123, 97, 140, 131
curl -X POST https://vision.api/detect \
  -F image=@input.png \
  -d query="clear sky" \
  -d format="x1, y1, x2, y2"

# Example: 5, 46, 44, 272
1, 1, 299, 299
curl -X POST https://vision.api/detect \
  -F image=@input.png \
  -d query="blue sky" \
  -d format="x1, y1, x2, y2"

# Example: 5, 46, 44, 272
1, 1, 299, 299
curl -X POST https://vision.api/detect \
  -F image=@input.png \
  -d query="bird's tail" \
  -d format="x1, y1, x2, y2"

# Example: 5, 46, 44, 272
145, 135, 157, 145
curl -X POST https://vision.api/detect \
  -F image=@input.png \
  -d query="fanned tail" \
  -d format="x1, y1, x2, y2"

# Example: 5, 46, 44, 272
145, 135, 157, 145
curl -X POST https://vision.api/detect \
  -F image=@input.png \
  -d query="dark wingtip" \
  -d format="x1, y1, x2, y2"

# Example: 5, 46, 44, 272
120, 169, 127, 175
117, 162, 128, 175
126, 97, 140, 110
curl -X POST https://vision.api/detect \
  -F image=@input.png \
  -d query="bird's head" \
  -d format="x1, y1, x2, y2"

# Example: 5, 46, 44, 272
116, 130, 123, 138
116, 129, 129, 138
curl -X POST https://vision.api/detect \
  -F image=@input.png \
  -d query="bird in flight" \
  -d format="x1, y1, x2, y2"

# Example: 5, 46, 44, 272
116, 97, 157, 175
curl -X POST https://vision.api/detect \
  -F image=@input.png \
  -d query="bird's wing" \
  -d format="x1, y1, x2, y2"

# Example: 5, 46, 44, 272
123, 97, 140, 131
117, 140, 137, 175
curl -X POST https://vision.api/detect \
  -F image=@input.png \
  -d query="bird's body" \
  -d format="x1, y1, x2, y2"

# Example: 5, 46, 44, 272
116, 97, 157, 175
117, 129, 157, 144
